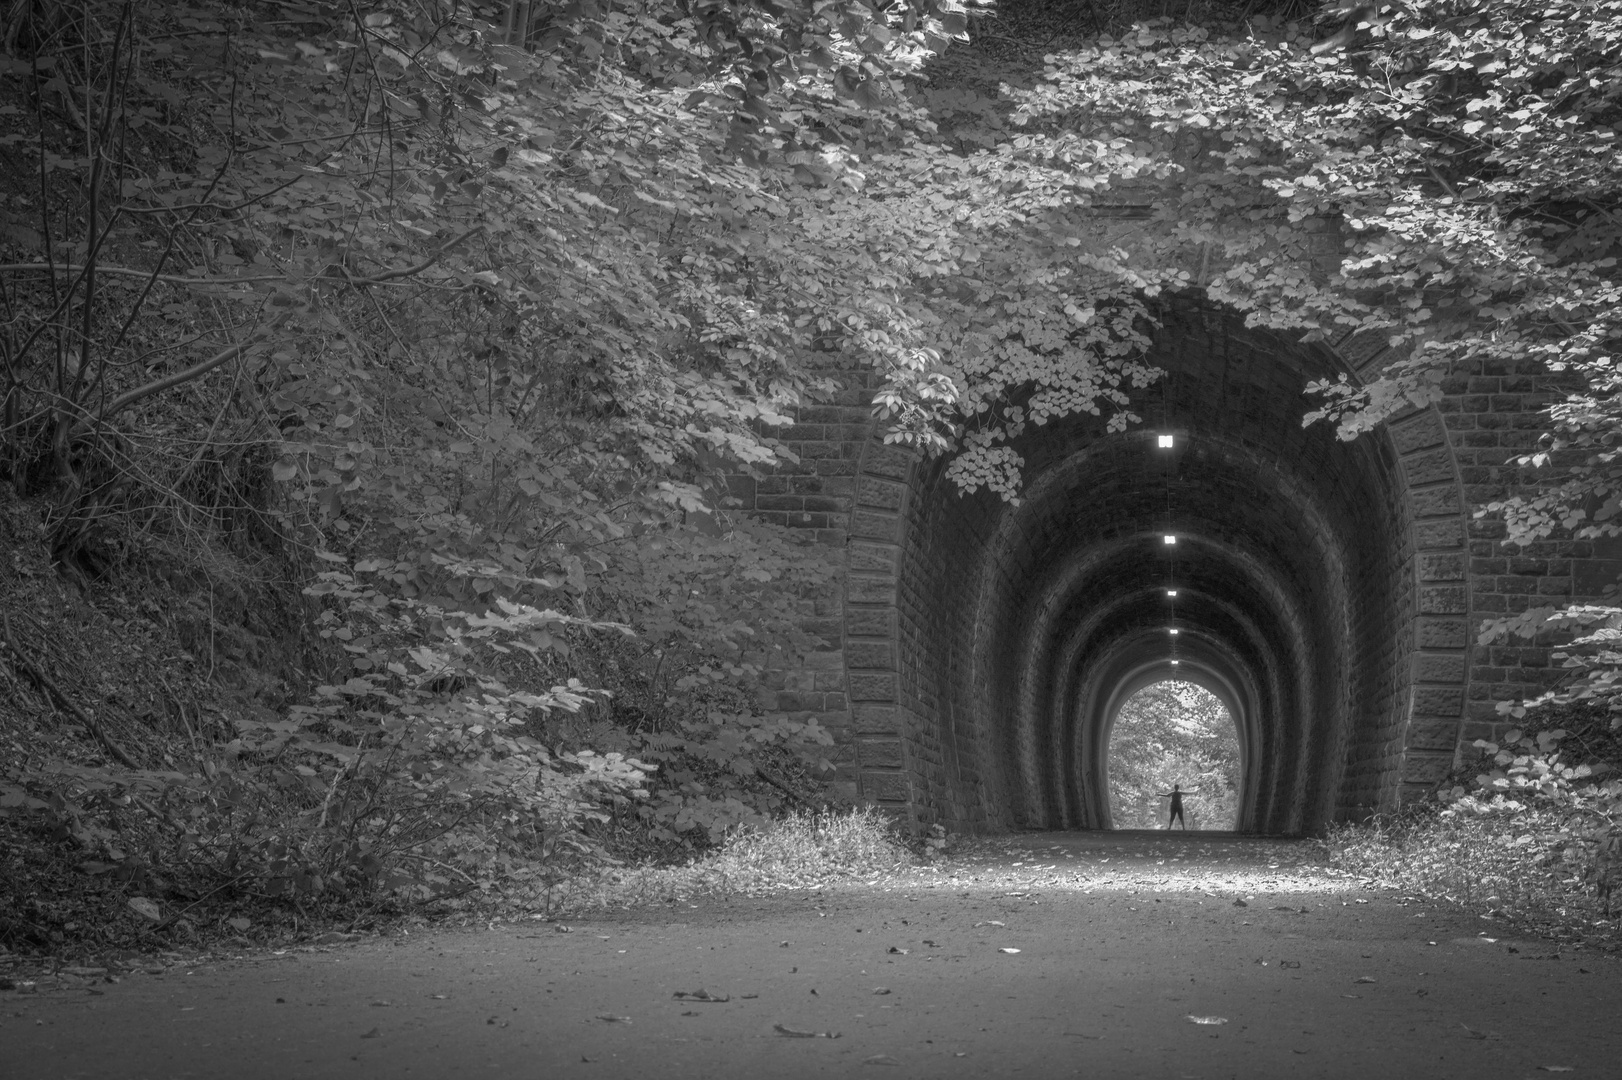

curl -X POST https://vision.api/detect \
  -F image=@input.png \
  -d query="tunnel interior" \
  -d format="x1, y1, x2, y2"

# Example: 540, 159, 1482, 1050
889, 302, 1418, 835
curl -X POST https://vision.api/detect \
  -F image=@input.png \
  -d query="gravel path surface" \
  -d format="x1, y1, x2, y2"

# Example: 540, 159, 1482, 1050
4, 830, 1617, 1078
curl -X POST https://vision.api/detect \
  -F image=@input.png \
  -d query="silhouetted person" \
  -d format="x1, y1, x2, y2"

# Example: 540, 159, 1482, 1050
1159, 783, 1188, 830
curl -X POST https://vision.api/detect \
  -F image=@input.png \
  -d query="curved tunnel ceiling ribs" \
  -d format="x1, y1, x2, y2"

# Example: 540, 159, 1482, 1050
893, 303, 1418, 835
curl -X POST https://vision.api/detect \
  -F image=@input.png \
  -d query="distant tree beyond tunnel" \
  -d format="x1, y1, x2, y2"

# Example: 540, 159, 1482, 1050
1106, 682, 1240, 831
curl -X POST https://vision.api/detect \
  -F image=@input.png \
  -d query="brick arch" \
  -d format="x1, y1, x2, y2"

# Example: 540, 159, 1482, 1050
830, 301, 1474, 834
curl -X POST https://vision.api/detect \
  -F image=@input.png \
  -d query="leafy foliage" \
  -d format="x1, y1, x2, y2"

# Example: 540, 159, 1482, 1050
1333, 718, 1622, 933
1106, 681, 1240, 830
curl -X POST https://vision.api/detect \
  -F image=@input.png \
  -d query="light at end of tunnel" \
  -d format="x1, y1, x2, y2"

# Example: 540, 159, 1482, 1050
1157, 434, 1174, 448
1162, 534, 1176, 545
1168, 628, 1180, 635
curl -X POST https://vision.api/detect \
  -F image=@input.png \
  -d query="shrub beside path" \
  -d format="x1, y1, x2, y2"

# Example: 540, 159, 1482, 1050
4, 831, 1618, 1078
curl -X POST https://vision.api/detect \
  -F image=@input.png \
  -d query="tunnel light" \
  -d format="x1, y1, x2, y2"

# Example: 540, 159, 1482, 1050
1167, 628, 1180, 635
1170, 659, 1180, 665
1166, 589, 1178, 597
1163, 534, 1177, 545
1157, 434, 1175, 448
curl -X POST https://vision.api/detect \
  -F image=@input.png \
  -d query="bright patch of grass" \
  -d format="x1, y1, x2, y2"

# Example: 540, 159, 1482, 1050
552, 808, 915, 913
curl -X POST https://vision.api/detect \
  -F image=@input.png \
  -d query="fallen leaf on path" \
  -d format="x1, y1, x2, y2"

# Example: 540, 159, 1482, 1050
673, 989, 730, 1002
973, 920, 1006, 927
873, 987, 891, 995
370, 1000, 391, 1007
682, 1010, 700, 1016
1231, 899, 1247, 907
887, 947, 909, 955
128, 897, 161, 921
227, 917, 251, 932
774, 1024, 840, 1038
1460, 1024, 1488, 1040
554, 925, 573, 933
1354, 977, 1376, 984
864, 1055, 901, 1065
431, 994, 448, 1000
596, 1014, 631, 1023
1186, 1016, 1228, 1025
1538, 1067, 1575, 1073
360, 1028, 380, 1039
741, 993, 758, 999
998, 947, 1021, 954
1062, 1032, 1102, 1039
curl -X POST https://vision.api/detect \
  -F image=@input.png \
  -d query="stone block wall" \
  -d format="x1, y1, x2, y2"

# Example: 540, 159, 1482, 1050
729, 322, 1619, 834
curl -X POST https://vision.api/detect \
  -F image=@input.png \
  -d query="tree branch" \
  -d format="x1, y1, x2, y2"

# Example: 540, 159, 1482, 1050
0, 228, 482, 290
95, 315, 288, 424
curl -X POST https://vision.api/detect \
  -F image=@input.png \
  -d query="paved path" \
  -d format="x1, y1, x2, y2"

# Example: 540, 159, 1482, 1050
4, 831, 1618, 1078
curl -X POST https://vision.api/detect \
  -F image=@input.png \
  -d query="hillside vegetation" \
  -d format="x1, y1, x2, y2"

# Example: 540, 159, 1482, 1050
2, 0, 1622, 956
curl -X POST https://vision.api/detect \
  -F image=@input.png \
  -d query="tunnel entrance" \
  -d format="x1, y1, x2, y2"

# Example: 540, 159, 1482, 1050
836, 300, 1474, 836
1104, 681, 1241, 831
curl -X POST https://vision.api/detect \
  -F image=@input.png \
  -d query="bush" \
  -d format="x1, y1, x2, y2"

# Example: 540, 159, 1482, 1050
1329, 724, 1622, 942
561, 807, 916, 912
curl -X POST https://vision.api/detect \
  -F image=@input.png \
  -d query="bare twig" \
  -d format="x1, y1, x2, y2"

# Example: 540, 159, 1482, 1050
0, 227, 482, 290
2, 609, 139, 769
94, 315, 287, 424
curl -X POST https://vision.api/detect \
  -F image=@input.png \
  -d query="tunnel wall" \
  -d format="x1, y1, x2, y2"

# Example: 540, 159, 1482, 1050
733, 305, 1599, 834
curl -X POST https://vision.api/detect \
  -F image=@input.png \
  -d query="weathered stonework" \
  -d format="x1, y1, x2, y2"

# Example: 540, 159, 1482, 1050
732, 295, 1603, 835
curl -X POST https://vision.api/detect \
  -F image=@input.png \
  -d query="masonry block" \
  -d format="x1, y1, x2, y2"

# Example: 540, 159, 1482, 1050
846, 542, 895, 573
1389, 411, 1448, 454
852, 705, 899, 735
1403, 448, 1457, 486
1418, 553, 1466, 581
1412, 687, 1464, 716
847, 575, 897, 604
857, 477, 907, 511
1414, 653, 1466, 684
845, 608, 894, 637
1399, 752, 1454, 784
862, 771, 910, 803
845, 641, 895, 670
1409, 486, 1461, 518
850, 510, 901, 542
1417, 618, 1469, 648
1415, 519, 1465, 549
862, 443, 916, 481
858, 739, 905, 769
847, 673, 898, 701
1405, 717, 1461, 752
1418, 586, 1468, 615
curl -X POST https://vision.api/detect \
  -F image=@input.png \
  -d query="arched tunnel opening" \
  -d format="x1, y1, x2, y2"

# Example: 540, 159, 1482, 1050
1104, 680, 1242, 831
885, 301, 1421, 836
